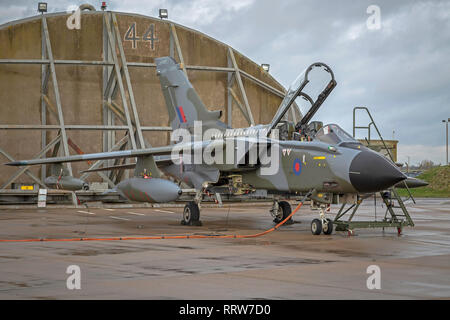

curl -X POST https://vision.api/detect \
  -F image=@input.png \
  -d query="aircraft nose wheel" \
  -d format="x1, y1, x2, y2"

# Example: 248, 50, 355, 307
311, 218, 333, 235
322, 218, 333, 235
311, 219, 322, 235
181, 201, 202, 226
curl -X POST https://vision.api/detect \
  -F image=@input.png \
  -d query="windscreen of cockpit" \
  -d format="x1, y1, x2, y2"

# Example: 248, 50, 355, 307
314, 124, 360, 145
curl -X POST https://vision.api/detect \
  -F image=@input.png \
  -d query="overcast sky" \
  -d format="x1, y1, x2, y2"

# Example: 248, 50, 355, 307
1, 0, 449, 165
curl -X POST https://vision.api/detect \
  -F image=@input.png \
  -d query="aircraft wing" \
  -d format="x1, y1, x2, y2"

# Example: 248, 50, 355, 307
6, 137, 275, 173
80, 163, 137, 173
5, 142, 203, 167
79, 156, 176, 173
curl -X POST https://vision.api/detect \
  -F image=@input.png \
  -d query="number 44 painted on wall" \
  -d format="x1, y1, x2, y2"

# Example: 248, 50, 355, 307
124, 23, 159, 50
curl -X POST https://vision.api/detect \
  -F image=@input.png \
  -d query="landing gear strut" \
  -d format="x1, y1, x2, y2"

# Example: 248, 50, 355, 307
181, 201, 202, 226
310, 205, 333, 235
271, 201, 294, 225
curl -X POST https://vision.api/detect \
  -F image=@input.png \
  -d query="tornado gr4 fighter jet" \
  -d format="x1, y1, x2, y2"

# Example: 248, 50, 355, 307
5, 57, 407, 235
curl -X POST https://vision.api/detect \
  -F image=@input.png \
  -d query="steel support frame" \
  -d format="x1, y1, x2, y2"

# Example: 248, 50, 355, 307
0, 63, 284, 105
0, 148, 44, 189
41, 25, 48, 182
42, 16, 72, 176
103, 13, 138, 151
111, 13, 145, 149
227, 47, 255, 126
0, 62, 285, 98
169, 23, 187, 78
103, 13, 115, 170
0, 134, 61, 189
227, 53, 234, 126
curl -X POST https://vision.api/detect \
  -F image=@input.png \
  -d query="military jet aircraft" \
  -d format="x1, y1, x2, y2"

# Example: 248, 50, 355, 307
5, 57, 407, 235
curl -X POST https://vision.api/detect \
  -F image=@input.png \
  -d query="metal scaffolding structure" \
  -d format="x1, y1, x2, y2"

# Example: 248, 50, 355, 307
0, 11, 291, 191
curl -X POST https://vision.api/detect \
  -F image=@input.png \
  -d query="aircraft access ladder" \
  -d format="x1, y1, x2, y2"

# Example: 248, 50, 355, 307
332, 107, 415, 235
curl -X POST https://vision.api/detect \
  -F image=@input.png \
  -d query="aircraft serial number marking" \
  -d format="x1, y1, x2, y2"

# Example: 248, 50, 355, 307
124, 22, 159, 50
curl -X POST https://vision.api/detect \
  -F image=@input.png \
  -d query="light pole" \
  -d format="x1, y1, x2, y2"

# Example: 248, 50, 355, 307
407, 156, 410, 174
443, 119, 449, 166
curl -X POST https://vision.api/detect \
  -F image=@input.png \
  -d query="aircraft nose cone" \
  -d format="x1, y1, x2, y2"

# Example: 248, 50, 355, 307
349, 151, 406, 193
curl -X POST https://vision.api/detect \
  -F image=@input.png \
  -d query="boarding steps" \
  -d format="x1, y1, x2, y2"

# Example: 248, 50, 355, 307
333, 107, 415, 235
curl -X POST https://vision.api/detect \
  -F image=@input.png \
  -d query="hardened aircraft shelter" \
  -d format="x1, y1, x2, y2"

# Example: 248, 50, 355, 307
0, 7, 298, 195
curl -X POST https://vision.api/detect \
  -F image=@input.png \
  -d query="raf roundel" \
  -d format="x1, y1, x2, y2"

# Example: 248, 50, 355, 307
293, 158, 302, 176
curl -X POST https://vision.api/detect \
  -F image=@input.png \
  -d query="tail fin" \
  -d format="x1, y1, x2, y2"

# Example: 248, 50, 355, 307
155, 57, 227, 131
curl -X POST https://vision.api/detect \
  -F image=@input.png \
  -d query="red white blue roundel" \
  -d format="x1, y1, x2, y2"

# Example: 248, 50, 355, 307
293, 159, 302, 176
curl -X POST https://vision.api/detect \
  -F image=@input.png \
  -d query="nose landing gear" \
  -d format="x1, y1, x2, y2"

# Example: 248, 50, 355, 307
311, 219, 322, 235
310, 205, 333, 235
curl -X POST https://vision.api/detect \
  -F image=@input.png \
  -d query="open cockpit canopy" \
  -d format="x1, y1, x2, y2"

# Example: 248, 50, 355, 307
268, 62, 336, 137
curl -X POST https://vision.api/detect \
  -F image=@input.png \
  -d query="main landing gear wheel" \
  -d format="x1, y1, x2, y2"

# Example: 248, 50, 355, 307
311, 219, 322, 235
181, 201, 202, 226
322, 218, 333, 235
273, 201, 294, 225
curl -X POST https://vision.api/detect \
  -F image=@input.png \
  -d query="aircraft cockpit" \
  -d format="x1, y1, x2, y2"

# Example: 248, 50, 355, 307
274, 120, 323, 141
314, 124, 362, 147
273, 120, 295, 141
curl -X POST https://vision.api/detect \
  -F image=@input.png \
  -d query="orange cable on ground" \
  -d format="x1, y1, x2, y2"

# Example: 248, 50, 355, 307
0, 194, 310, 243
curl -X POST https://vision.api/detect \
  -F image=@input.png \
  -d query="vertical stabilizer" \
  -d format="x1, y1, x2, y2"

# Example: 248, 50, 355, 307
155, 57, 227, 131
